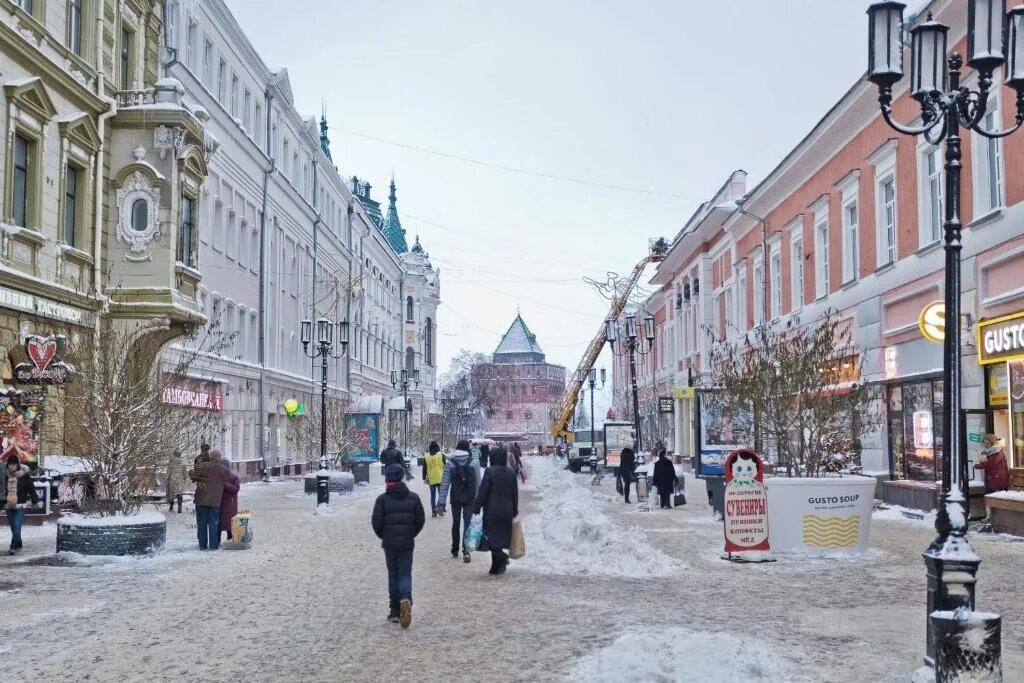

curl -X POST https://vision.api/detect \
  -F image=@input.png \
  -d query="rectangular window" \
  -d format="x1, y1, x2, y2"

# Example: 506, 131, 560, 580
736, 268, 747, 331
791, 234, 804, 309
843, 199, 859, 283
12, 134, 31, 228
230, 74, 239, 117
212, 202, 223, 251
974, 107, 1004, 215
186, 19, 197, 70
921, 146, 943, 245
243, 90, 251, 131
120, 27, 134, 90
15, 0, 33, 15
179, 195, 195, 266
217, 59, 226, 102
251, 227, 260, 273
752, 259, 764, 326
203, 40, 213, 87
226, 211, 236, 259
724, 286, 734, 337
879, 176, 897, 266
815, 220, 829, 299
770, 249, 782, 319
255, 103, 263, 145
64, 165, 78, 245
68, 0, 83, 54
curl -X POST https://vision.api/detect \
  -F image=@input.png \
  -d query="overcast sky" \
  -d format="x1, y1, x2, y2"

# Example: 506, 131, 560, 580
226, 0, 882, 410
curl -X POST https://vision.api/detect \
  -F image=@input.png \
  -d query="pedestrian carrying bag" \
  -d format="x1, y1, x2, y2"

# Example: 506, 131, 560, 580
509, 518, 526, 559
465, 514, 484, 551
616, 477, 623, 495
673, 481, 686, 507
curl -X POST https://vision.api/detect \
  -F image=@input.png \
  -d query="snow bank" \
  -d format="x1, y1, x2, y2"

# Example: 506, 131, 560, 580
567, 627, 799, 682
58, 511, 166, 527
872, 504, 937, 525
519, 457, 683, 578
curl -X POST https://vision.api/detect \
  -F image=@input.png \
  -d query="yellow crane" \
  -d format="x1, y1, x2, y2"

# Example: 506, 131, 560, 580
550, 238, 669, 442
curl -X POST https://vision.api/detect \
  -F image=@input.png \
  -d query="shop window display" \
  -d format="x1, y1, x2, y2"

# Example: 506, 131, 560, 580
888, 379, 943, 482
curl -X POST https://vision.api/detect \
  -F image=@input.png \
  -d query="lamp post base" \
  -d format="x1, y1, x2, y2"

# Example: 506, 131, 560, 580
316, 469, 330, 507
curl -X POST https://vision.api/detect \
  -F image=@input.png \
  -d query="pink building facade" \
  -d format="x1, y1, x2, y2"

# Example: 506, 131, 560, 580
624, 0, 1024, 505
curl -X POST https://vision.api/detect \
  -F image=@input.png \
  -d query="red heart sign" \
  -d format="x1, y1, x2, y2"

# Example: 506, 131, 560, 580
27, 337, 57, 372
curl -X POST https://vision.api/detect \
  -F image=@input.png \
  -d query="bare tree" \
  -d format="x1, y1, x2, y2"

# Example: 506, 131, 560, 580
706, 309, 880, 477
439, 349, 501, 438
50, 313, 233, 516
284, 394, 359, 470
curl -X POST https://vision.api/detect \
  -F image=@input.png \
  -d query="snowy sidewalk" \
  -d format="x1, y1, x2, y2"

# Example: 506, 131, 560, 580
0, 461, 1020, 681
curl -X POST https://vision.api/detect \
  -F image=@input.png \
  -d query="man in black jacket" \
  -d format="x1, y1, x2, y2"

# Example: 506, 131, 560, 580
380, 439, 407, 478
371, 464, 425, 628
652, 449, 678, 509
618, 447, 636, 504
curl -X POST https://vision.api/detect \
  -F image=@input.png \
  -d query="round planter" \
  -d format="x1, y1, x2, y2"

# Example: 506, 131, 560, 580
764, 477, 877, 555
57, 515, 167, 556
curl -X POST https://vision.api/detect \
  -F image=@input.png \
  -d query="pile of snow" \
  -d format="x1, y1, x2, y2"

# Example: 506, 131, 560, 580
567, 627, 799, 682
872, 504, 937, 525
58, 510, 166, 526
518, 457, 682, 578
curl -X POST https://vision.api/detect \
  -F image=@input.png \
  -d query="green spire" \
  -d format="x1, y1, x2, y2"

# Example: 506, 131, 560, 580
382, 176, 408, 253
319, 104, 332, 161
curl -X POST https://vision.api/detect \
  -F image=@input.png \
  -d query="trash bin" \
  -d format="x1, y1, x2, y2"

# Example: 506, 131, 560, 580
351, 461, 370, 485
701, 475, 725, 518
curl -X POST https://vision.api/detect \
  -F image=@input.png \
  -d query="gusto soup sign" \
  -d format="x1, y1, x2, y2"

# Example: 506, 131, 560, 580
723, 449, 771, 558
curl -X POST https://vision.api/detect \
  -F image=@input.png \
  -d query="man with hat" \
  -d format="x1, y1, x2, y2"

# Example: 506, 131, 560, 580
371, 464, 425, 628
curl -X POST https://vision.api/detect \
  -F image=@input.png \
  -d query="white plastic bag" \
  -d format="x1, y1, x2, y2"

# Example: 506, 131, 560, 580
464, 514, 484, 550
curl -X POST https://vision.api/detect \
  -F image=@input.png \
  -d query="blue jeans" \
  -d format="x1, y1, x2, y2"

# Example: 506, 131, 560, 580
384, 548, 413, 602
429, 484, 440, 510
7, 508, 25, 549
196, 505, 220, 550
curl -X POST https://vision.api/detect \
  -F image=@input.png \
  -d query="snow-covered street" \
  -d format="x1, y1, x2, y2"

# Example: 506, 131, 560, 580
1, 457, 1022, 681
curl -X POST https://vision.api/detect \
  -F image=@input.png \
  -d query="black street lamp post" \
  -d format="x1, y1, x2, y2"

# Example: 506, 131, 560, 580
605, 313, 655, 453
577, 367, 606, 463
867, 1, 1024, 673
392, 368, 419, 466
300, 317, 349, 507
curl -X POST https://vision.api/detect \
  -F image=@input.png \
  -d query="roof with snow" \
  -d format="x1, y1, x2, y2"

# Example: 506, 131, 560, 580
493, 314, 545, 362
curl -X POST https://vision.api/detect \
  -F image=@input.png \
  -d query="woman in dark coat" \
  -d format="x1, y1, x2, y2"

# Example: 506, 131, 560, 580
474, 447, 519, 575
219, 456, 240, 541
652, 449, 678, 509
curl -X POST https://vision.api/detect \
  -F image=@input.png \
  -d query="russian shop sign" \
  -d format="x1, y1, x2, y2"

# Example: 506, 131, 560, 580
161, 379, 223, 411
918, 300, 945, 343
0, 284, 94, 326
14, 335, 74, 384
977, 310, 1024, 365
722, 449, 771, 558
658, 396, 674, 413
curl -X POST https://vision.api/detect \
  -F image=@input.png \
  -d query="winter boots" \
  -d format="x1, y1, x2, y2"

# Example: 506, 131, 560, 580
463, 551, 471, 564
387, 601, 400, 623
399, 598, 412, 628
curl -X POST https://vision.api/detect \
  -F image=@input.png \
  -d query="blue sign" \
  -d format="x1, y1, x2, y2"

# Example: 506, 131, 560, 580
345, 413, 380, 463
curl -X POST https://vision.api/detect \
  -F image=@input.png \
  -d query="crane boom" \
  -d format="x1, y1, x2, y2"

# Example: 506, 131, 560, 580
550, 238, 668, 440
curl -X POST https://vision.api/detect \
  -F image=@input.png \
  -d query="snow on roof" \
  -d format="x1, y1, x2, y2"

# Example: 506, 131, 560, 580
494, 314, 544, 357
41, 455, 94, 476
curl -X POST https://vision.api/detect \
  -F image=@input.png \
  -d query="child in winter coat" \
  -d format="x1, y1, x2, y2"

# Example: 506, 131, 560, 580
371, 464, 425, 628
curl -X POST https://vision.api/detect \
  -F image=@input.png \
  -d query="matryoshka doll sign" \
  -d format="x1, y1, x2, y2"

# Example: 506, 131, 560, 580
722, 449, 772, 562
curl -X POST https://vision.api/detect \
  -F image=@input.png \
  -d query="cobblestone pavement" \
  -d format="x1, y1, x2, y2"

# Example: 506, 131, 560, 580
1, 458, 1021, 682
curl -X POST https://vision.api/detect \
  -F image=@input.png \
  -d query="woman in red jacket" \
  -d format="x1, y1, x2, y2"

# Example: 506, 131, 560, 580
975, 435, 1009, 493
219, 455, 241, 542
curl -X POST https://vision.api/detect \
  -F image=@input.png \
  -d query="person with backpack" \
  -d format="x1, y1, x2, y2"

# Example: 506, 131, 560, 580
435, 439, 481, 563
371, 464, 425, 628
421, 441, 445, 517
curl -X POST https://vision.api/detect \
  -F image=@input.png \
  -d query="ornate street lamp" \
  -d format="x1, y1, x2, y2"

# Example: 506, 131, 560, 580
300, 317, 349, 506
577, 367, 606, 468
392, 366, 420, 469
605, 313, 655, 453
866, 1, 1024, 673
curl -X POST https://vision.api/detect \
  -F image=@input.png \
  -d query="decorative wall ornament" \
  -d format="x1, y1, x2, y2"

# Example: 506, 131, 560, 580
116, 171, 162, 257
154, 126, 186, 160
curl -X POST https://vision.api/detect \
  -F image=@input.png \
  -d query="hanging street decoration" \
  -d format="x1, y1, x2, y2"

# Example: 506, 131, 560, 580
14, 335, 74, 384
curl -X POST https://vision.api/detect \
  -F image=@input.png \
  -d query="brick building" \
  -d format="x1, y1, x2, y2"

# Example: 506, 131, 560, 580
472, 314, 565, 447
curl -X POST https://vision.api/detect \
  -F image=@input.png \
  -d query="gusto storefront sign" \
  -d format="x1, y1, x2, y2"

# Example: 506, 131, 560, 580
978, 311, 1024, 365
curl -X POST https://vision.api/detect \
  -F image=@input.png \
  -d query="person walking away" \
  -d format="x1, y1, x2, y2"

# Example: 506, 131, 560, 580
165, 450, 187, 514
422, 441, 445, 517
509, 443, 523, 478
474, 447, 519, 575
189, 448, 228, 550
220, 455, 240, 542
478, 443, 490, 469
975, 434, 1010, 493
618, 447, 636, 503
381, 439, 403, 469
436, 439, 480, 562
371, 464, 425, 628
2, 455, 39, 554
653, 448, 678, 509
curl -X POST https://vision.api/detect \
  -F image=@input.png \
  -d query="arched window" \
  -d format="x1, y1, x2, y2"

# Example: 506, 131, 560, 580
405, 346, 415, 372
406, 296, 414, 322
424, 317, 433, 366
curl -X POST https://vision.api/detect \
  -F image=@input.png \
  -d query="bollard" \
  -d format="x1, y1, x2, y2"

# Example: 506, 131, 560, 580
930, 609, 1001, 682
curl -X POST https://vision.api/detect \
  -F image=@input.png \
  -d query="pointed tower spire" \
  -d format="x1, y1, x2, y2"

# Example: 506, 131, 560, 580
319, 102, 332, 161
382, 175, 408, 253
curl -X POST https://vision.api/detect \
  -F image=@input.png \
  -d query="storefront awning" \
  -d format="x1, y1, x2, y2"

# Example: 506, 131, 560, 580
385, 396, 407, 411
351, 395, 385, 414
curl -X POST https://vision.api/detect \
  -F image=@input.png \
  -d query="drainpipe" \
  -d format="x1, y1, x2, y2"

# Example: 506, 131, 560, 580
736, 199, 768, 326
93, 11, 116, 327
258, 90, 275, 475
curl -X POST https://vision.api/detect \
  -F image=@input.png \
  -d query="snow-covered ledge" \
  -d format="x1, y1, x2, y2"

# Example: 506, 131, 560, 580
57, 511, 167, 556
985, 491, 1024, 536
